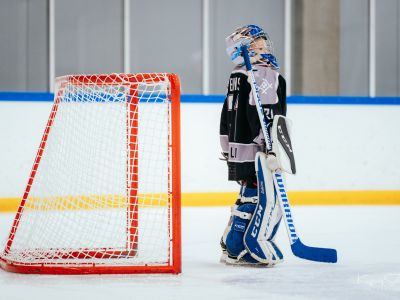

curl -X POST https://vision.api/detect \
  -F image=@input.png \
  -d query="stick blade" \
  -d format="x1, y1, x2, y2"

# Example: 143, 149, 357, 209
291, 239, 337, 263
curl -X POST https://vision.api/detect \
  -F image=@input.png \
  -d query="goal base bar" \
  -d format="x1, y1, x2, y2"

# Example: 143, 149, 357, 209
0, 258, 180, 275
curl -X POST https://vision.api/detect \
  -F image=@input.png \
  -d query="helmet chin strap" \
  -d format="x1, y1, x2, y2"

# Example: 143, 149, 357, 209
260, 54, 280, 70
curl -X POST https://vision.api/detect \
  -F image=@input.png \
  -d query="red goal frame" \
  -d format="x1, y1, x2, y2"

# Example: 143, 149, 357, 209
0, 73, 181, 274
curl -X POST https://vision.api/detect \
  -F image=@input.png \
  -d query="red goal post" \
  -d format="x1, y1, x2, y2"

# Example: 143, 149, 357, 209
0, 73, 181, 274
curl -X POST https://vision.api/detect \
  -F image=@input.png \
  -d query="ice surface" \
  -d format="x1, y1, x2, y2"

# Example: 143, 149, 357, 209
0, 206, 399, 300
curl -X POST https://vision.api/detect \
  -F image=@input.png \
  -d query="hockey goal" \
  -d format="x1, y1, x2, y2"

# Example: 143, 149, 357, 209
0, 73, 181, 274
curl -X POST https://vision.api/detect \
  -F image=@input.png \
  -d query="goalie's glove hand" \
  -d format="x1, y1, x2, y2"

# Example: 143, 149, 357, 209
219, 152, 229, 161
266, 152, 279, 171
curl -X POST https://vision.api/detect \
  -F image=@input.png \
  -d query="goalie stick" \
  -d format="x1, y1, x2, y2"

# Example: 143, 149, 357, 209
240, 44, 337, 263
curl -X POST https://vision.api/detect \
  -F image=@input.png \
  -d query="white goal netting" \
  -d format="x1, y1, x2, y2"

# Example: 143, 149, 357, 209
0, 74, 180, 273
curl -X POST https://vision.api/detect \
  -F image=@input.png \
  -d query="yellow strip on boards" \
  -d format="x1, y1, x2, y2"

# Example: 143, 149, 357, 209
181, 191, 400, 206
0, 190, 399, 212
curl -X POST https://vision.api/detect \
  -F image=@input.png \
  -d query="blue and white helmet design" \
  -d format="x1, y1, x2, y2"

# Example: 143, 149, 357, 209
225, 25, 279, 69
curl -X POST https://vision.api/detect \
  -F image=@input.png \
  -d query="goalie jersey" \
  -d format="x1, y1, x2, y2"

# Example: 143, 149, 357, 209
220, 64, 287, 182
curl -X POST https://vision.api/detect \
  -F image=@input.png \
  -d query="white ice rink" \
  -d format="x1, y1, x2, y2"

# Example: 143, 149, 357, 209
1, 206, 400, 300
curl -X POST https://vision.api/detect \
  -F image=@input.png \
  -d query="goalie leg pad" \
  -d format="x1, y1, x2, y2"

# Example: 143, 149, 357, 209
243, 152, 284, 264
225, 203, 259, 263
220, 184, 257, 260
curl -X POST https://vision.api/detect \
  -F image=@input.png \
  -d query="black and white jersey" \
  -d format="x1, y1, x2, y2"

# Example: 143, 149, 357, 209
219, 64, 287, 182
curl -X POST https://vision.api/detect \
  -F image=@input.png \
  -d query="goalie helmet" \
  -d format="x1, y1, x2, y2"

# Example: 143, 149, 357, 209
225, 24, 279, 69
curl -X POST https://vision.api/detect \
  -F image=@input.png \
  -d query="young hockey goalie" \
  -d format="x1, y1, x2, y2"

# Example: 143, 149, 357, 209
220, 25, 295, 266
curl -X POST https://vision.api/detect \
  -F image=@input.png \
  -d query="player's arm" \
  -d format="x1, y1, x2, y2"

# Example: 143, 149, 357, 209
277, 74, 287, 116
219, 95, 229, 160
